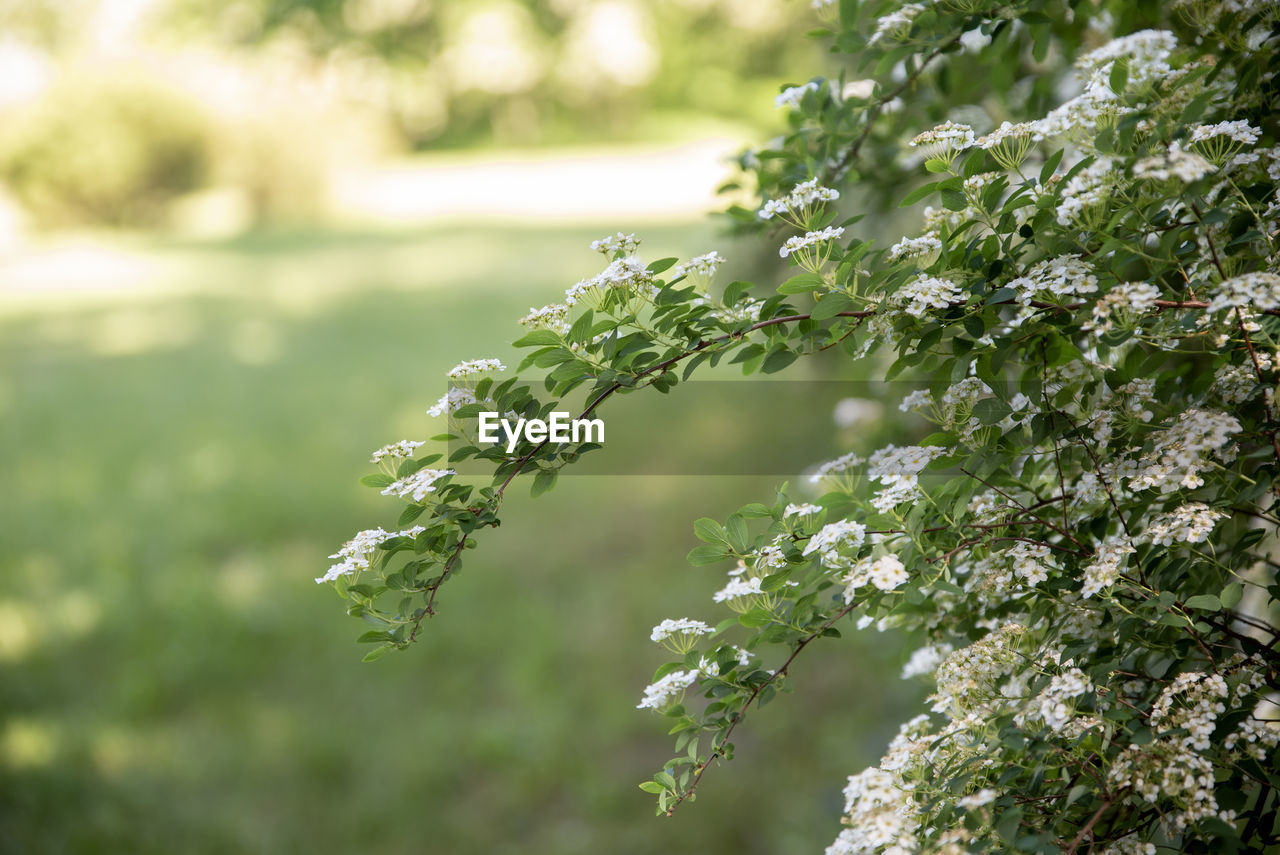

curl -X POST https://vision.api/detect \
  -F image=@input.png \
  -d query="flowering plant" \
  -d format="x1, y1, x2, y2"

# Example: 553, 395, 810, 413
322, 0, 1280, 850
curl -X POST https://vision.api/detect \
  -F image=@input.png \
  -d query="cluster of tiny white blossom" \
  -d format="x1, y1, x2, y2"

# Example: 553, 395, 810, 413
380, 467, 455, 503
318, 525, 425, 584
446, 358, 506, 379
894, 274, 963, 317
649, 618, 715, 654
671, 251, 724, 283
636, 669, 697, 711
779, 226, 845, 260
590, 231, 640, 256
1008, 254, 1099, 306
775, 81, 820, 110
909, 121, 975, 162
370, 439, 424, 464
520, 303, 571, 335
758, 178, 840, 226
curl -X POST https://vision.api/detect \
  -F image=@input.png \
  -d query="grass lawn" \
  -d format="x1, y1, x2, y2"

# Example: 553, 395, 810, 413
0, 221, 923, 853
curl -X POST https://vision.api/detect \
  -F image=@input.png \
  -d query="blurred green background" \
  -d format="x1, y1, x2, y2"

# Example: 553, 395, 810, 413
0, 2, 922, 852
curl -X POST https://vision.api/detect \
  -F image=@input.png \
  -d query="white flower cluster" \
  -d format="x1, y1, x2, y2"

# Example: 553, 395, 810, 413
894, 273, 964, 317
779, 226, 845, 259
520, 303, 571, 335
1009, 254, 1099, 306
827, 767, 918, 854
649, 618, 715, 653
803, 520, 868, 567
1084, 281, 1161, 334
1189, 120, 1262, 146
1151, 671, 1229, 751
370, 439, 424, 464
1107, 738, 1227, 830
758, 178, 840, 221
1225, 717, 1280, 762
900, 643, 954, 680
976, 120, 1035, 151
671, 251, 724, 282
318, 525, 425, 583
1020, 667, 1093, 732
1205, 271, 1280, 313
565, 257, 658, 305
867, 2, 924, 46
1211, 363, 1258, 406
446, 358, 506, 379
775, 81, 820, 110
888, 234, 943, 262
1057, 156, 1116, 225
784, 502, 823, 518
1127, 408, 1240, 492
810, 451, 864, 484
1133, 142, 1215, 183
842, 555, 908, 601
909, 121, 976, 161
713, 573, 769, 612
381, 467, 456, 502
636, 669, 697, 710
1077, 29, 1177, 91
590, 231, 640, 256
427, 386, 478, 418
867, 444, 946, 511
1141, 503, 1226, 546
1081, 536, 1135, 598
710, 298, 765, 325
1034, 78, 1126, 141
1007, 541, 1057, 586
930, 624, 1026, 716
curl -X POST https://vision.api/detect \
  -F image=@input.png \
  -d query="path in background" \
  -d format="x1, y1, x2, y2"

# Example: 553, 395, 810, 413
0, 137, 746, 314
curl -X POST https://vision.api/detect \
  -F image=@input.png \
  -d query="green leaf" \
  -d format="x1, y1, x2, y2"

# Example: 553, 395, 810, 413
940, 188, 967, 212
1109, 58, 1129, 95
513, 329, 563, 347
1220, 582, 1243, 609
899, 181, 941, 208
1183, 594, 1221, 611
810, 290, 854, 320
638, 781, 665, 794
924, 158, 950, 173
362, 644, 394, 662
531, 469, 558, 497
693, 518, 730, 545
778, 273, 825, 294
688, 545, 730, 566
654, 771, 678, 791
725, 514, 749, 552
1039, 149, 1064, 185
738, 609, 774, 628
648, 257, 678, 274
761, 348, 798, 374
360, 473, 395, 488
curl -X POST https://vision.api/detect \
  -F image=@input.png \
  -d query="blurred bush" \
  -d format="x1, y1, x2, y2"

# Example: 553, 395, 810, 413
0, 70, 211, 228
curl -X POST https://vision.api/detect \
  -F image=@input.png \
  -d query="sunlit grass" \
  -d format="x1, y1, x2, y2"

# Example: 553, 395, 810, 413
0, 223, 921, 854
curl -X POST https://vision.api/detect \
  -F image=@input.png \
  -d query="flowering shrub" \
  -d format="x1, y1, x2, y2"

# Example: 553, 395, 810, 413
322, 0, 1280, 851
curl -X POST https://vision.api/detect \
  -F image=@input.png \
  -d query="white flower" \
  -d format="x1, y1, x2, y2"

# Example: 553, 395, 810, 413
520, 303, 571, 335
1189, 120, 1262, 146
1206, 272, 1280, 313
888, 235, 942, 262
1128, 409, 1240, 493
446, 358, 506, 379
380, 468, 456, 502
1009, 254, 1099, 306
758, 178, 840, 222
1142, 503, 1227, 546
1024, 667, 1093, 732
842, 554, 908, 600
784, 503, 823, 518
636, 669, 697, 710
1081, 536, 1135, 598
427, 386, 478, 418
370, 440, 424, 464
958, 788, 999, 809
779, 226, 845, 259
868, 3, 924, 46
590, 232, 640, 256
1134, 142, 1215, 183
810, 451, 864, 483
672, 251, 724, 282
868, 444, 945, 486
803, 520, 867, 565
909, 121, 976, 161
317, 525, 425, 584
901, 643, 953, 679
775, 81, 820, 110
895, 274, 963, 316
649, 618, 715, 653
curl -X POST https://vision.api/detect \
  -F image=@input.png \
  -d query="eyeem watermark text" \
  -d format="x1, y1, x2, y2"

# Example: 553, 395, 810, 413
478, 412, 605, 454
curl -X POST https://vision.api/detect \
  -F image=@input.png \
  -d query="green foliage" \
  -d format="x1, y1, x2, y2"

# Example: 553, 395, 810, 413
0, 71, 210, 228
327, 0, 1280, 851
